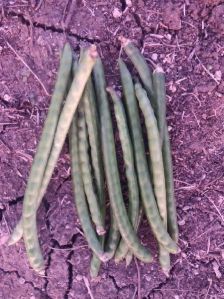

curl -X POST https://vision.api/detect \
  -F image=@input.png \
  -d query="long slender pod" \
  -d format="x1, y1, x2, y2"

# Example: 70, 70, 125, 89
125, 206, 143, 266
69, 116, 107, 262
153, 67, 178, 243
84, 78, 106, 277
107, 87, 140, 264
83, 78, 103, 201
93, 58, 152, 263
93, 58, 121, 260
22, 45, 98, 273
152, 66, 166, 143
8, 44, 73, 246
78, 104, 105, 235
135, 82, 170, 274
163, 125, 178, 243
104, 210, 120, 259
119, 59, 178, 254
119, 37, 155, 102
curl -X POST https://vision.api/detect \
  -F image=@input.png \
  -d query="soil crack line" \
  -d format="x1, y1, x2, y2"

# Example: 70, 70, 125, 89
6, 10, 101, 43
63, 234, 77, 299
0, 267, 52, 298
109, 274, 135, 296
8, 196, 24, 206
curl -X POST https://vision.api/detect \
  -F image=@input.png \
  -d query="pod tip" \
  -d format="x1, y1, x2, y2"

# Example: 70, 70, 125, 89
154, 65, 164, 74
89, 44, 98, 59
96, 226, 106, 236
119, 36, 130, 48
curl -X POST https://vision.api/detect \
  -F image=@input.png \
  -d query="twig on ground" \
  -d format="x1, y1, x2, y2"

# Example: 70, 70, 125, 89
204, 194, 224, 224
134, 258, 141, 299
83, 276, 95, 299
6, 41, 50, 96
35, 0, 44, 11
195, 55, 219, 85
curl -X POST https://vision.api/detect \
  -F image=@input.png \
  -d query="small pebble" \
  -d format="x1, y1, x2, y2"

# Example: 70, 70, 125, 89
214, 70, 222, 81
3, 94, 11, 102
178, 219, 185, 226
126, 0, 132, 7
19, 277, 26, 285
76, 274, 83, 281
113, 8, 122, 19
151, 53, 158, 61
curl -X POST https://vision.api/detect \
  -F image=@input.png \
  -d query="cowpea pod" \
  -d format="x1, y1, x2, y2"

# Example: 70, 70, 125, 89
135, 83, 167, 232
125, 206, 143, 266
83, 78, 106, 277
93, 58, 120, 260
135, 82, 170, 274
120, 37, 155, 104
107, 87, 140, 264
153, 67, 178, 243
78, 104, 105, 236
104, 210, 120, 260
163, 125, 178, 243
152, 66, 166, 144
83, 78, 103, 202
8, 43, 73, 246
135, 82, 178, 254
22, 45, 98, 273
119, 59, 178, 254
69, 116, 108, 262
93, 58, 152, 263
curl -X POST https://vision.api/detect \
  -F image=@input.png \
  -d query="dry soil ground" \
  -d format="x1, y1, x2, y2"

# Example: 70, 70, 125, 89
0, 0, 224, 298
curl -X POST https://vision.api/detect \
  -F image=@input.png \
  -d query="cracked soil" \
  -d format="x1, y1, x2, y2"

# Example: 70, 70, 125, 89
0, 0, 224, 298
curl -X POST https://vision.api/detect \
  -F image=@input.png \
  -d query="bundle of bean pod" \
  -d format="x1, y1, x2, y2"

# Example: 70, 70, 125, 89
8, 37, 179, 277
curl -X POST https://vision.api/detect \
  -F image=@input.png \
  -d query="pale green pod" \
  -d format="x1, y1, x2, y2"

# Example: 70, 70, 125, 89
125, 206, 143, 266
119, 59, 178, 254
163, 125, 178, 243
152, 66, 166, 144
104, 210, 120, 260
153, 67, 172, 274
83, 78, 103, 203
107, 87, 140, 264
8, 43, 73, 246
84, 77, 106, 277
135, 83, 167, 228
78, 105, 105, 236
69, 116, 108, 262
93, 58, 120, 262
93, 58, 152, 263
120, 37, 155, 106
22, 45, 98, 272
135, 83, 177, 257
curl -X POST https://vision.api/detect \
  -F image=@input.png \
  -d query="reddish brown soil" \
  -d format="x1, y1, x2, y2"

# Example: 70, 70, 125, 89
0, 1, 224, 298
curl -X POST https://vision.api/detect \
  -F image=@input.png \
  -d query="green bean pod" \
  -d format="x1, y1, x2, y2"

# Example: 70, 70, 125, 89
104, 210, 120, 260
163, 125, 178, 243
93, 58, 152, 263
135, 83, 177, 260
69, 116, 108, 262
22, 45, 98, 272
93, 58, 120, 261
107, 87, 140, 264
135, 83, 167, 229
119, 59, 178, 254
120, 37, 155, 103
152, 66, 166, 144
8, 44, 73, 246
125, 206, 143, 266
83, 78, 106, 277
83, 78, 103, 202
78, 105, 105, 235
